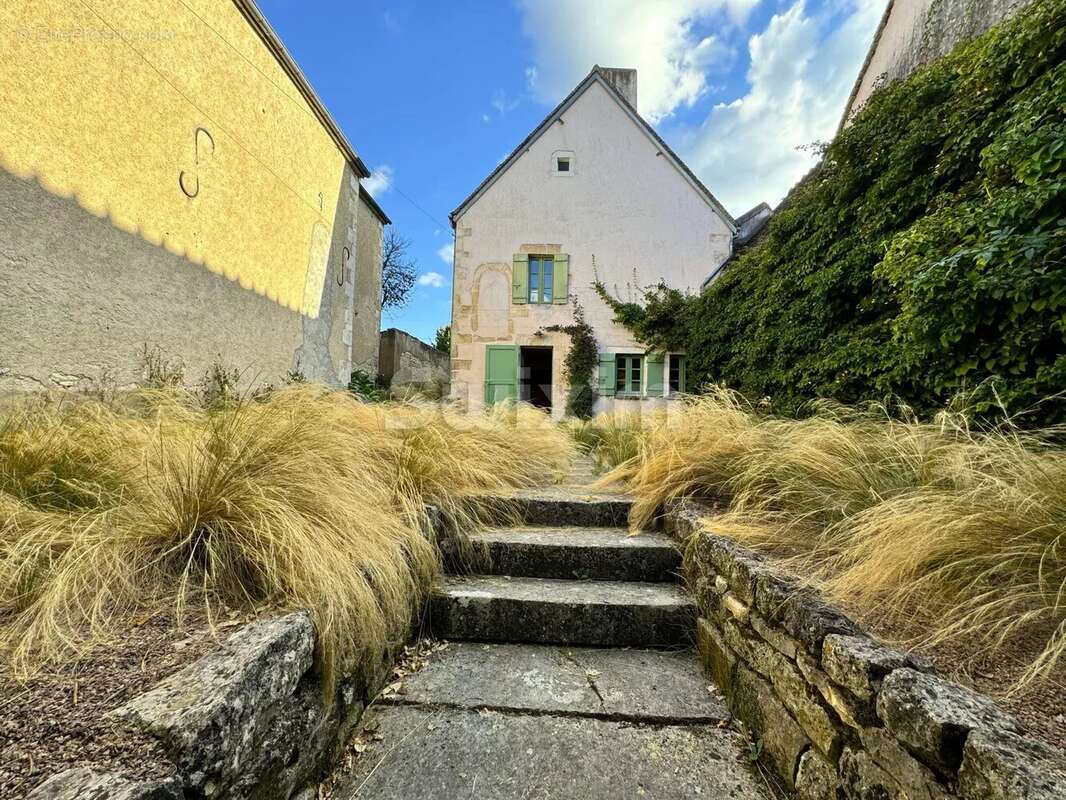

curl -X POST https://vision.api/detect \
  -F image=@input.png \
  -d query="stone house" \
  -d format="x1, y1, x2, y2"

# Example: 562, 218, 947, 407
447, 66, 741, 418
352, 188, 390, 377
0, 0, 386, 391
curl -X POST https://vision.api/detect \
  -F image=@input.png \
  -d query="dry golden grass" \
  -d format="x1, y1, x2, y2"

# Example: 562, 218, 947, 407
565, 410, 661, 474
0, 387, 573, 690
590, 388, 1066, 686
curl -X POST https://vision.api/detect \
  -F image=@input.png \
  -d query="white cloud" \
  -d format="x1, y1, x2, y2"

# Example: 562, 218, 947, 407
678, 0, 884, 213
516, 0, 752, 123
362, 164, 393, 198
418, 271, 448, 288
436, 243, 454, 266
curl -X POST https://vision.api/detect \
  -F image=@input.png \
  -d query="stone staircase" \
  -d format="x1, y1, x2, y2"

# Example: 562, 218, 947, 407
332, 489, 771, 799
430, 495, 696, 647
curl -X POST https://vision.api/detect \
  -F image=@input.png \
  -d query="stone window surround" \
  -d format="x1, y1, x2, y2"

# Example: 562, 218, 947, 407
552, 150, 575, 176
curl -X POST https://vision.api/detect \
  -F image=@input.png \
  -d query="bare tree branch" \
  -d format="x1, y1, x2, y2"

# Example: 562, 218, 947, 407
381, 229, 417, 310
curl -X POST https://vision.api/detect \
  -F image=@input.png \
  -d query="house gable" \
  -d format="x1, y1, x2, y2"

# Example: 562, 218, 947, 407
450, 67, 736, 231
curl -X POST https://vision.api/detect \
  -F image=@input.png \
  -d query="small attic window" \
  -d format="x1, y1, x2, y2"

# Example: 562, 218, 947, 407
553, 150, 575, 176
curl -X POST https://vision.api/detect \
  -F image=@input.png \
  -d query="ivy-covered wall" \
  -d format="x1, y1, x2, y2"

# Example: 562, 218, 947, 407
601, 0, 1065, 424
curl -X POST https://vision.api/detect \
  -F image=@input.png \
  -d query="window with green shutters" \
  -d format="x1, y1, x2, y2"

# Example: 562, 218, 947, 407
513, 253, 569, 305
615, 355, 642, 397
528, 256, 553, 303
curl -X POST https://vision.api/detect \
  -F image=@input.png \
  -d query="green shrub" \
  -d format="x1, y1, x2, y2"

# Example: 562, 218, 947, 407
600, 0, 1066, 425
348, 369, 387, 402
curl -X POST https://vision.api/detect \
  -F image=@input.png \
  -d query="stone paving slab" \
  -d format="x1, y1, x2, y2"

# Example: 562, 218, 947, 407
334, 704, 765, 800
470, 526, 680, 581
431, 575, 695, 647
384, 642, 729, 723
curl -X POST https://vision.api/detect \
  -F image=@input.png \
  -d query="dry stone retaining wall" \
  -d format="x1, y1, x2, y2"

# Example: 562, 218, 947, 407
665, 500, 1066, 800
30, 612, 398, 800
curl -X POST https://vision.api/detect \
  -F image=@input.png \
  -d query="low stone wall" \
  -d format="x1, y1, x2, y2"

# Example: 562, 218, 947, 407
665, 500, 1066, 800
30, 612, 398, 800
378, 328, 449, 396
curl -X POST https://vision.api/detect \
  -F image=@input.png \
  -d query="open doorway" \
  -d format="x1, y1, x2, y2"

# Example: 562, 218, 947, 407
520, 347, 552, 411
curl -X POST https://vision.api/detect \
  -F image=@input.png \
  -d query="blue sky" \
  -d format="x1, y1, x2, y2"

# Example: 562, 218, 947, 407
257, 0, 885, 344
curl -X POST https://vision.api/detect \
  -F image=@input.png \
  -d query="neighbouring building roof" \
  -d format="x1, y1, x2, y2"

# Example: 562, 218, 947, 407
234, 0, 370, 178
700, 201, 774, 290
734, 202, 773, 244
359, 186, 391, 226
449, 66, 737, 231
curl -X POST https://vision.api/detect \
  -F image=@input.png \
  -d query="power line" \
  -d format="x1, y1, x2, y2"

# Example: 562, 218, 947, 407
385, 181, 450, 230
182, 0, 451, 231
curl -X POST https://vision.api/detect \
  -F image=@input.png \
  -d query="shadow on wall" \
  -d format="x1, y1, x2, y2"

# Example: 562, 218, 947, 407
0, 0, 368, 389
0, 166, 354, 391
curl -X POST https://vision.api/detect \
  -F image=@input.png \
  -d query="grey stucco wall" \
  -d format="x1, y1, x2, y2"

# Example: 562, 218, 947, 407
902, 0, 1033, 71
351, 196, 384, 376
378, 328, 449, 392
847, 0, 1035, 119
0, 165, 367, 392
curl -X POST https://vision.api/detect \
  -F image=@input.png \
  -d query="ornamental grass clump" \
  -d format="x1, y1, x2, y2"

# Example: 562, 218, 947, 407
593, 388, 1066, 685
0, 386, 573, 689
565, 409, 654, 473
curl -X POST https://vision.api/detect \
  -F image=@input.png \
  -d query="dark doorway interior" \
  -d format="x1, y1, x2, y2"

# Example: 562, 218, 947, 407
520, 347, 552, 411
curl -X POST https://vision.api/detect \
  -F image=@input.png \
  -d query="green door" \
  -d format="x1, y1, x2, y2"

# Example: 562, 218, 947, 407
484, 345, 518, 405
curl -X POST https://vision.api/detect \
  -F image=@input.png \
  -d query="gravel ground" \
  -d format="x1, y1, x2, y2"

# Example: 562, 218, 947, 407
0, 609, 235, 799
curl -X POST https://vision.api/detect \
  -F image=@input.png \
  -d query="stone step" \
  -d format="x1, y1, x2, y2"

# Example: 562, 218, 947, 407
430, 575, 695, 647
474, 489, 632, 528
332, 705, 766, 799
467, 526, 680, 582
381, 642, 728, 723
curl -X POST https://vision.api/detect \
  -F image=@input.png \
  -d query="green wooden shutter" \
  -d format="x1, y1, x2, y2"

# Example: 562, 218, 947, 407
645, 353, 664, 397
597, 353, 615, 397
553, 254, 569, 304
484, 345, 518, 405
512, 254, 528, 304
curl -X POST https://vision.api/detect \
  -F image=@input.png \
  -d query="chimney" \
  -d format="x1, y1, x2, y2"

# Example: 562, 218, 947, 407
599, 67, 637, 109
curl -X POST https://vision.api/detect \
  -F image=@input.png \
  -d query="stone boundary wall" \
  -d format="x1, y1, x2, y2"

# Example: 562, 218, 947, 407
29, 612, 398, 800
664, 500, 1066, 800
378, 328, 449, 396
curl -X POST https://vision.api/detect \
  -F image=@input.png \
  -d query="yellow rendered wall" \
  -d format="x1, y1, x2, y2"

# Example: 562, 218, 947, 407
1, 0, 346, 318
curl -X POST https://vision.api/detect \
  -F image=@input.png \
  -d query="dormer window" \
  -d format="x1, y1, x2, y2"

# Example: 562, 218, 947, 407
552, 150, 575, 176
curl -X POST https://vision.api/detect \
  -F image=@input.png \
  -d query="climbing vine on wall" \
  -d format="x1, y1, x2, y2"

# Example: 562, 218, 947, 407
593, 0, 1066, 425
540, 301, 598, 419
593, 279, 690, 355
